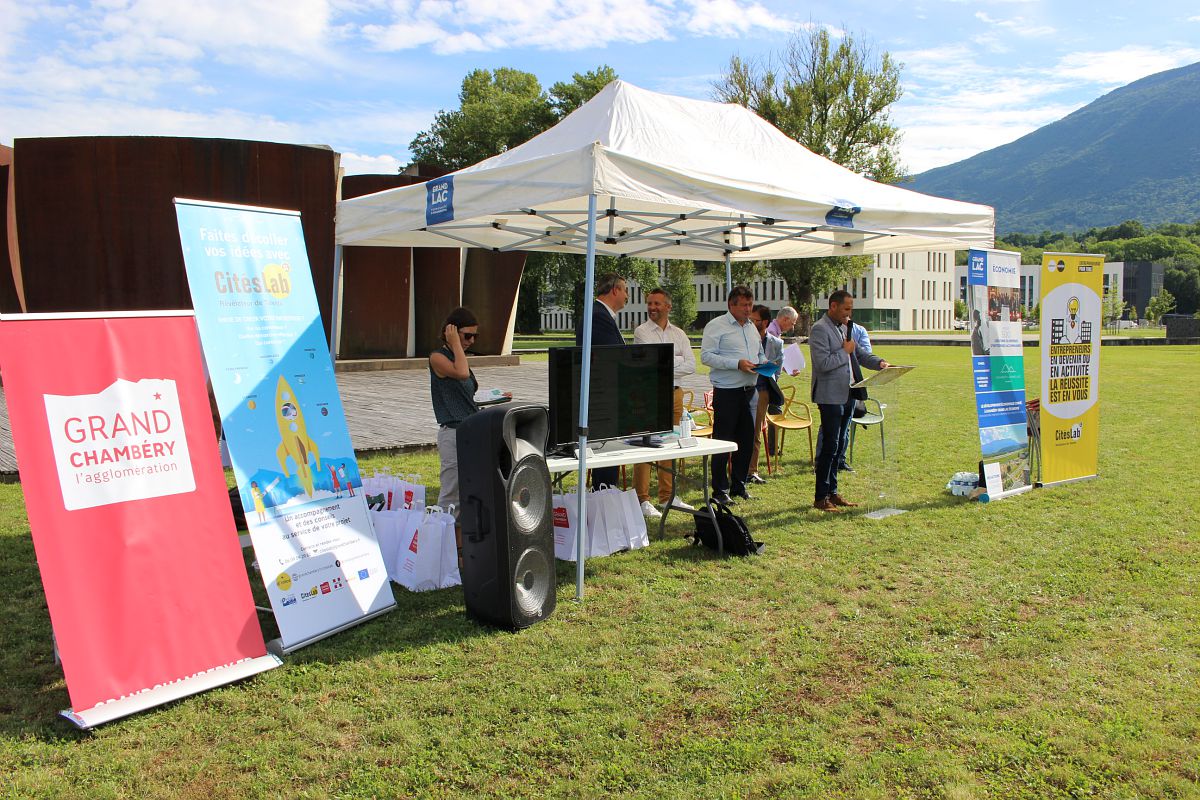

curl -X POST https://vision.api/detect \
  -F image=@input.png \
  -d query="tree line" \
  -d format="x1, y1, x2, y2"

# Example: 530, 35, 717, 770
991, 219, 1200, 316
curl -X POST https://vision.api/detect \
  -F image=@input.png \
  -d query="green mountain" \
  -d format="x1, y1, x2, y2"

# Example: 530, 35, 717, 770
908, 61, 1200, 234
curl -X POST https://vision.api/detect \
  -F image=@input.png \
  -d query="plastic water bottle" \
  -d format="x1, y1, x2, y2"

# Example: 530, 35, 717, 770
680, 409, 692, 439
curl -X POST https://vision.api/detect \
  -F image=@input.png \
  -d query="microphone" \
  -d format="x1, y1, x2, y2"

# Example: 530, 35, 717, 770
845, 317, 854, 342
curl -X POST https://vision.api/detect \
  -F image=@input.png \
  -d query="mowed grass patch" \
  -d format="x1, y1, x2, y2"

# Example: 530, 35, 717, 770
1, 345, 1197, 798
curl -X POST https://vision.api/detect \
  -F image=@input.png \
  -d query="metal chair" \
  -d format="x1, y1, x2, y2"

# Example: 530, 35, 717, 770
765, 385, 814, 471
847, 398, 885, 464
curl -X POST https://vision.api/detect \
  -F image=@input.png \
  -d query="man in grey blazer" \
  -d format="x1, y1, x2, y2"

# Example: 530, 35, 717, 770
809, 290, 890, 512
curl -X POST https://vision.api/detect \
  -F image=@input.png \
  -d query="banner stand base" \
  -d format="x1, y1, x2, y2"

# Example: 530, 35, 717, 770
59, 653, 282, 729
1037, 474, 1097, 489
865, 507, 907, 520
269, 601, 396, 656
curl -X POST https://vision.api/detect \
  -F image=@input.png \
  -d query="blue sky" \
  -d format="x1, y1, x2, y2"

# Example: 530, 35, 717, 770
2, 0, 1198, 176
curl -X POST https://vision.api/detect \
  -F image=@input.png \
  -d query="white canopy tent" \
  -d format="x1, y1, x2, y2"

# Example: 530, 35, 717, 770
335, 80, 994, 599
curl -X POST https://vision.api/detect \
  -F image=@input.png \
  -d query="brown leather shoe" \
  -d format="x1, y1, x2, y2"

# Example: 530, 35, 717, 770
829, 493, 858, 507
813, 496, 841, 512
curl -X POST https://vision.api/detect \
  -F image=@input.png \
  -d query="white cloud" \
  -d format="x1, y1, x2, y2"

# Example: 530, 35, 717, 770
1053, 45, 1200, 86
0, 0, 35, 62
683, 0, 802, 36
361, 0, 802, 54
340, 151, 404, 174
0, 92, 434, 167
974, 11, 1055, 37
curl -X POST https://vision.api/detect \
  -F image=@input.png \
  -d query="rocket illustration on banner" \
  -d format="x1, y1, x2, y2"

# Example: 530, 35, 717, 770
274, 375, 320, 495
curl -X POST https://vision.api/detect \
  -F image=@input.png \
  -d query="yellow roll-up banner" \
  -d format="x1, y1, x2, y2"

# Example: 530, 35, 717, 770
1039, 252, 1103, 485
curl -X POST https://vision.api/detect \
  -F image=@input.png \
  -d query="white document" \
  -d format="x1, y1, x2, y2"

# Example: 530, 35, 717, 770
782, 343, 806, 374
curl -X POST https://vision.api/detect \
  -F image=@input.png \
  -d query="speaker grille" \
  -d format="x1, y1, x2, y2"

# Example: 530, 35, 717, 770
512, 547, 553, 616
507, 455, 551, 534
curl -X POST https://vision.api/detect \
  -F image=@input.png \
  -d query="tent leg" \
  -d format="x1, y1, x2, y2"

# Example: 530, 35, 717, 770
724, 251, 732, 294
575, 193, 599, 602
330, 244, 343, 360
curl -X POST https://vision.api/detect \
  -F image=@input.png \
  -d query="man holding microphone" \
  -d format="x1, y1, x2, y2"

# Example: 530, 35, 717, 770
809, 291, 890, 512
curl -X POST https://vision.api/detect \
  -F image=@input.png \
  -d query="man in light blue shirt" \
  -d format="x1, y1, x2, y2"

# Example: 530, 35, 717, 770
701, 285, 764, 504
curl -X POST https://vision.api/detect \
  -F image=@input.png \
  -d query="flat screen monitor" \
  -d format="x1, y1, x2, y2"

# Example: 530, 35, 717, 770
547, 343, 674, 451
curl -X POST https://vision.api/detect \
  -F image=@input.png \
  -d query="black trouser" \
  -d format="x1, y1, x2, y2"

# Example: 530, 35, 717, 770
815, 398, 855, 501
711, 386, 756, 494
591, 466, 620, 492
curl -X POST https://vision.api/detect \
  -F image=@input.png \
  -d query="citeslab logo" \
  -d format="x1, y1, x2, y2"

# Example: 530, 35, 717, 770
300, 586, 319, 601
425, 176, 454, 225
1054, 422, 1083, 442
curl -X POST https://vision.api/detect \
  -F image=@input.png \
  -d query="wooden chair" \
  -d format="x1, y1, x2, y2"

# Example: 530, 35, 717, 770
681, 389, 713, 438
765, 384, 814, 470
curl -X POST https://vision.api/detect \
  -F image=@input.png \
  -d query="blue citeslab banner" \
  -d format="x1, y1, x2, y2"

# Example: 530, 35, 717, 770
425, 175, 454, 225
175, 199, 393, 652
966, 248, 1032, 500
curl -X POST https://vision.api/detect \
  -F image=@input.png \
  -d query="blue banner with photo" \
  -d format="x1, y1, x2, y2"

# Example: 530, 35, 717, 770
967, 248, 1032, 500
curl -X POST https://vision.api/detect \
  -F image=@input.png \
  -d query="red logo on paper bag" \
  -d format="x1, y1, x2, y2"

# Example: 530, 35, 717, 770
404, 490, 414, 509
408, 531, 419, 553
320, 582, 331, 594
553, 507, 569, 528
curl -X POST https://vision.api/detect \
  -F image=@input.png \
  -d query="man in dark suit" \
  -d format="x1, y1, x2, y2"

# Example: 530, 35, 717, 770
576, 272, 627, 488
578, 273, 628, 347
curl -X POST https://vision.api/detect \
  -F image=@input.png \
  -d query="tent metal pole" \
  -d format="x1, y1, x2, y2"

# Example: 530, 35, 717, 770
724, 251, 732, 294
330, 244, 343, 360
575, 193, 599, 602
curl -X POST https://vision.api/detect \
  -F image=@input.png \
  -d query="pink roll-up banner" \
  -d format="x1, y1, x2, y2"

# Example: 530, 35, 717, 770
0, 311, 280, 728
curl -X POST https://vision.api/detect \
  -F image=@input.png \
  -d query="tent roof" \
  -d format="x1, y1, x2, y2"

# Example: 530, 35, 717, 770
335, 80, 993, 260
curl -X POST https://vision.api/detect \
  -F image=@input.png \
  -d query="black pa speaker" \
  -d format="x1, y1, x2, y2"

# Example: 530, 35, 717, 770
456, 403, 556, 630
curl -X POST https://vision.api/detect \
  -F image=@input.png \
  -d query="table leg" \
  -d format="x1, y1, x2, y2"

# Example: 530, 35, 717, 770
656, 458, 677, 541
701, 454, 723, 556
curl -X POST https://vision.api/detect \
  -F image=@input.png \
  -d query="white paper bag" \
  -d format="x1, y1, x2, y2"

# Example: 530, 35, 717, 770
619, 487, 650, 550
390, 507, 422, 582
551, 490, 581, 561
436, 505, 461, 589
398, 474, 425, 511
397, 506, 444, 592
362, 472, 394, 512
585, 487, 611, 558
591, 485, 630, 557
369, 508, 405, 580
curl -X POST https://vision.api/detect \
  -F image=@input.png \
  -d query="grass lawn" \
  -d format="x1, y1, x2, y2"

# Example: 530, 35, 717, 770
2, 346, 1198, 798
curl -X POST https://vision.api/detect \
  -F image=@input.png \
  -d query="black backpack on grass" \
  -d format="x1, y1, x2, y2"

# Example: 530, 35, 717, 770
692, 501, 763, 556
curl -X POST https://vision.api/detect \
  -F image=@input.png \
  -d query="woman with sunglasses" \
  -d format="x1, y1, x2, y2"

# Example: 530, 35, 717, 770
428, 306, 480, 522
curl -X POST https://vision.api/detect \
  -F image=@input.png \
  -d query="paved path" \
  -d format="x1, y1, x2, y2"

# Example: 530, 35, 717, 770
0, 363, 717, 473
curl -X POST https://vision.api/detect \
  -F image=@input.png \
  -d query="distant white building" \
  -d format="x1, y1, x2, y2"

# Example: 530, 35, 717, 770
540, 249, 959, 332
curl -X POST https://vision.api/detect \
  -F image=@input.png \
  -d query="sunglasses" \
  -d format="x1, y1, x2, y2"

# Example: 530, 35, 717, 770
461, 332, 478, 340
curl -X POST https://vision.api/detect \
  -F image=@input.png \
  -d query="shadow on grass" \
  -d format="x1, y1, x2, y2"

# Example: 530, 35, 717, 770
0, 530, 87, 743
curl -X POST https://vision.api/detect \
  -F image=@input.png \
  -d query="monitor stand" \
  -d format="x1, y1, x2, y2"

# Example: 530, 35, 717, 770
630, 434, 664, 448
